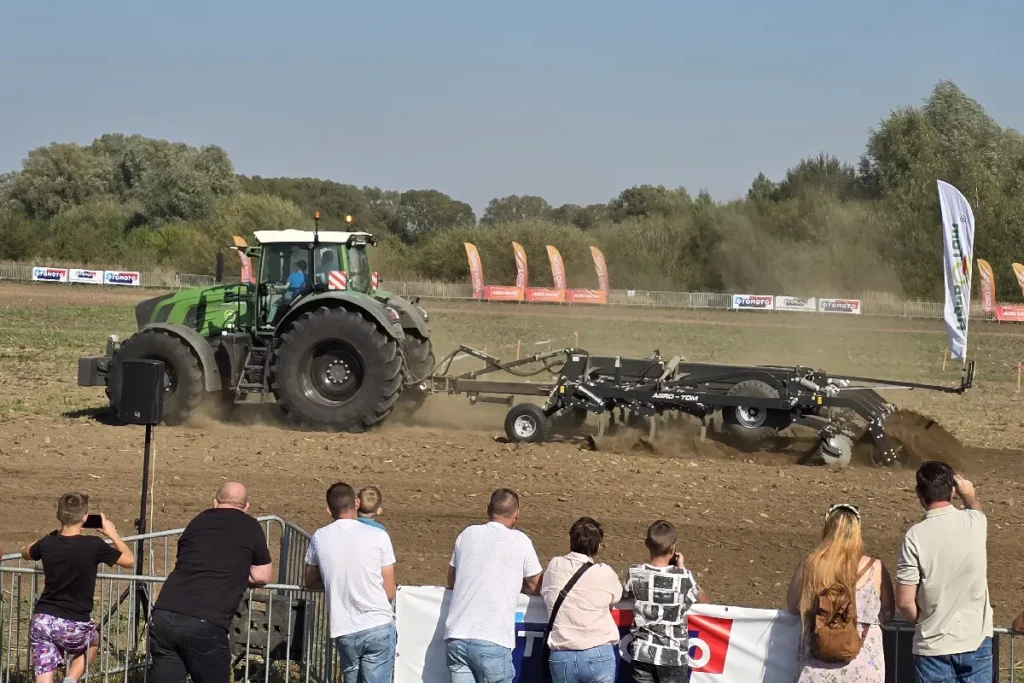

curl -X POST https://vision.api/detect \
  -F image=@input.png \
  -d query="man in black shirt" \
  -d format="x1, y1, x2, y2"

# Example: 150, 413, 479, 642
150, 482, 272, 683
22, 492, 135, 683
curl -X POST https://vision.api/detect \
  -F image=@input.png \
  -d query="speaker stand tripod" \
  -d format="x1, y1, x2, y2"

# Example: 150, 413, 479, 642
104, 423, 155, 642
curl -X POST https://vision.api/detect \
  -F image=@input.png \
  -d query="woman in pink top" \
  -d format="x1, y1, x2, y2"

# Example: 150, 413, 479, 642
541, 517, 624, 683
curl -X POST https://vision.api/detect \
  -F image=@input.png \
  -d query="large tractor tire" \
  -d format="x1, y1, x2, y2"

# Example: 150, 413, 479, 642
270, 307, 403, 431
106, 329, 204, 426
722, 379, 790, 445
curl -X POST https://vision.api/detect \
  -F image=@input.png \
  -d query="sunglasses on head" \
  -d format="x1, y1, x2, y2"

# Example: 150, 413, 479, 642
826, 503, 861, 521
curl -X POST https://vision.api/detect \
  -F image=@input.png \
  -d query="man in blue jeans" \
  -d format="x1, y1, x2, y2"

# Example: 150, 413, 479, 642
896, 462, 993, 682
305, 482, 397, 683
445, 489, 543, 683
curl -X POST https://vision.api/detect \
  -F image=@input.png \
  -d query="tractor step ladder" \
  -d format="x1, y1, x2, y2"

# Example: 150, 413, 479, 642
235, 347, 269, 400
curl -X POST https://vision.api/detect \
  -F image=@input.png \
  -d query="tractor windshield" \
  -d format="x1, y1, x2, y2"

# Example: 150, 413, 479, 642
347, 245, 371, 293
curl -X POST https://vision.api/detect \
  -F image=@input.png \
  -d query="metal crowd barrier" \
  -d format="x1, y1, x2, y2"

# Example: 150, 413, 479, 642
0, 516, 336, 683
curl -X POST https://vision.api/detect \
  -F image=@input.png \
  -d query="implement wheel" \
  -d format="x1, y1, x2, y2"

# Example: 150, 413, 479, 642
722, 379, 789, 445
504, 404, 550, 443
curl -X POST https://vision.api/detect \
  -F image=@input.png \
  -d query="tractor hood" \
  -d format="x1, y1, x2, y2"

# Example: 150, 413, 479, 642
135, 284, 248, 331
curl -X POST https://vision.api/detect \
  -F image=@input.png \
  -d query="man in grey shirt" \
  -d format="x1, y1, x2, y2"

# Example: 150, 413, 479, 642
896, 461, 993, 683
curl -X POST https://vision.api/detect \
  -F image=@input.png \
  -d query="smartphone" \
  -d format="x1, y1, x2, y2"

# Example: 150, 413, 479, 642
83, 514, 103, 529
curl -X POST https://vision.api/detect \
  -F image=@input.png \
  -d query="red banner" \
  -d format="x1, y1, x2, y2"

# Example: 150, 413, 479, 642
464, 243, 485, 299
526, 287, 565, 303
567, 289, 607, 304
512, 242, 528, 289
1013, 263, 1024, 302
484, 285, 524, 302
590, 246, 609, 292
546, 245, 567, 289
977, 259, 995, 315
995, 305, 1024, 322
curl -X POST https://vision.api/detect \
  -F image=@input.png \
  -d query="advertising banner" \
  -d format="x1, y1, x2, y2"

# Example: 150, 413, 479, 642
103, 271, 141, 286
590, 245, 609, 292
69, 268, 103, 284
546, 245, 567, 289
512, 242, 529, 290
1012, 263, 1024, 302
464, 243, 485, 299
774, 296, 816, 313
394, 587, 801, 683
995, 305, 1024, 322
731, 294, 774, 311
817, 298, 862, 314
31, 266, 69, 283
937, 180, 975, 360
484, 285, 524, 302
525, 287, 565, 303
566, 289, 607, 304
976, 259, 995, 315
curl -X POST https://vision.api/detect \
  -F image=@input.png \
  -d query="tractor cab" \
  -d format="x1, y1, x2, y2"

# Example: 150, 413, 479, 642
245, 229, 380, 329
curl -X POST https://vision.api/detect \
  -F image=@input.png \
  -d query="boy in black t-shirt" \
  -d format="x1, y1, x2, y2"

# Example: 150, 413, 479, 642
22, 493, 135, 683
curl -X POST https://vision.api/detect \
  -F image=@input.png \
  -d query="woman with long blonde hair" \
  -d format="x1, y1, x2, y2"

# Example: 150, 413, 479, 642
786, 504, 895, 683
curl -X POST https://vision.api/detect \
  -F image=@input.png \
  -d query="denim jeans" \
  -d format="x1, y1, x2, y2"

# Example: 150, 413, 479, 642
149, 610, 230, 683
914, 637, 993, 683
549, 644, 618, 683
446, 638, 514, 683
333, 621, 396, 683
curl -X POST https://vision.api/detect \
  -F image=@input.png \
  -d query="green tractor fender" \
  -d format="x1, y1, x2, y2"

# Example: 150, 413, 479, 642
142, 323, 224, 392
276, 291, 404, 340
382, 293, 430, 339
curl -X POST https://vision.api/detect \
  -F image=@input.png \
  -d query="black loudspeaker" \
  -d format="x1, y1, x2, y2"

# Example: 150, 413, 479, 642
119, 359, 165, 425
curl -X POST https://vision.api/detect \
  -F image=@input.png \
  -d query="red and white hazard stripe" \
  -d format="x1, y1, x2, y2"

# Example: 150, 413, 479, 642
371, 271, 379, 291
328, 271, 347, 290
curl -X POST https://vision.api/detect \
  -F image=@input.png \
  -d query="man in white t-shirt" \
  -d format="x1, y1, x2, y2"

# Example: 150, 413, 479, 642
305, 482, 397, 683
445, 488, 543, 683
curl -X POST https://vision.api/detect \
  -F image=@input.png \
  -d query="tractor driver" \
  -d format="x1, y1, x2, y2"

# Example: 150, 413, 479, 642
316, 250, 336, 285
267, 260, 308, 327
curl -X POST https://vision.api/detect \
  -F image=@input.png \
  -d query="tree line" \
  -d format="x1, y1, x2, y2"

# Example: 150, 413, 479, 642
1, 80, 1022, 301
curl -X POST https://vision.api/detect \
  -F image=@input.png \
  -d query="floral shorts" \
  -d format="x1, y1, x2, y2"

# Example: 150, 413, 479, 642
30, 614, 99, 675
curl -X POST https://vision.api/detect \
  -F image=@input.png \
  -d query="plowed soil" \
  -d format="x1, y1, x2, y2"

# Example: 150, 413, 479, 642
2, 282, 1024, 624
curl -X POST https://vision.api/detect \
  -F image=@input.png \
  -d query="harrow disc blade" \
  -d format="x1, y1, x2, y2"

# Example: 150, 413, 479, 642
819, 433, 853, 468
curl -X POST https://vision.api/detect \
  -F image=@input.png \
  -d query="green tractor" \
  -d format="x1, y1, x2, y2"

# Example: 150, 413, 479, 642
78, 221, 434, 430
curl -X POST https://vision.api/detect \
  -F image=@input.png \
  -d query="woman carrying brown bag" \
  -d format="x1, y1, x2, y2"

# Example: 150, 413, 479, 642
786, 503, 895, 683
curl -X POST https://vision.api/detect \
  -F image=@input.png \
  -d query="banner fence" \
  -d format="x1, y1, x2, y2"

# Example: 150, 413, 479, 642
0, 262, 1016, 322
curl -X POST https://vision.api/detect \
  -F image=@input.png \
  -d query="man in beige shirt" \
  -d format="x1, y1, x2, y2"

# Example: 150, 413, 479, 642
896, 461, 993, 683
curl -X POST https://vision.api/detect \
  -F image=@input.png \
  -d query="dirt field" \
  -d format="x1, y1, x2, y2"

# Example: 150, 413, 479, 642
2, 282, 1024, 624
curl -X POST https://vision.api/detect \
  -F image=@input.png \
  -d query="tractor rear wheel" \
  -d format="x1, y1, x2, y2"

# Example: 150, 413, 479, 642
106, 329, 204, 425
722, 379, 790, 445
271, 307, 403, 431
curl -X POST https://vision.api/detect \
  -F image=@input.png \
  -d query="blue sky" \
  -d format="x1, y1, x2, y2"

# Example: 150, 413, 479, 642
0, 0, 1020, 214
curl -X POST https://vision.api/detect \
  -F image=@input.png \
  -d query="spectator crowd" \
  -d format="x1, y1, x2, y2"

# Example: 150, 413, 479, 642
8, 462, 1010, 683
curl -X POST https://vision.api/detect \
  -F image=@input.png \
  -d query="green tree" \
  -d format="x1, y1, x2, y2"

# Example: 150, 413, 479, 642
0, 209, 36, 261
480, 195, 551, 225
397, 189, 475, 235
608, 185, 691, 221
50, 199, 132, 265
9, 143, 115, 218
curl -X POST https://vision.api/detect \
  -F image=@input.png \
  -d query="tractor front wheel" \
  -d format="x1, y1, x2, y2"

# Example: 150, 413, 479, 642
106, 329, 204, 425
271, 307, 403, 431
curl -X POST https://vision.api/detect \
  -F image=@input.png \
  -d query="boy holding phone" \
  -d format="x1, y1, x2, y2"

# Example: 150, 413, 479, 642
623, 520, 709, 683
22, 493, 135, 683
